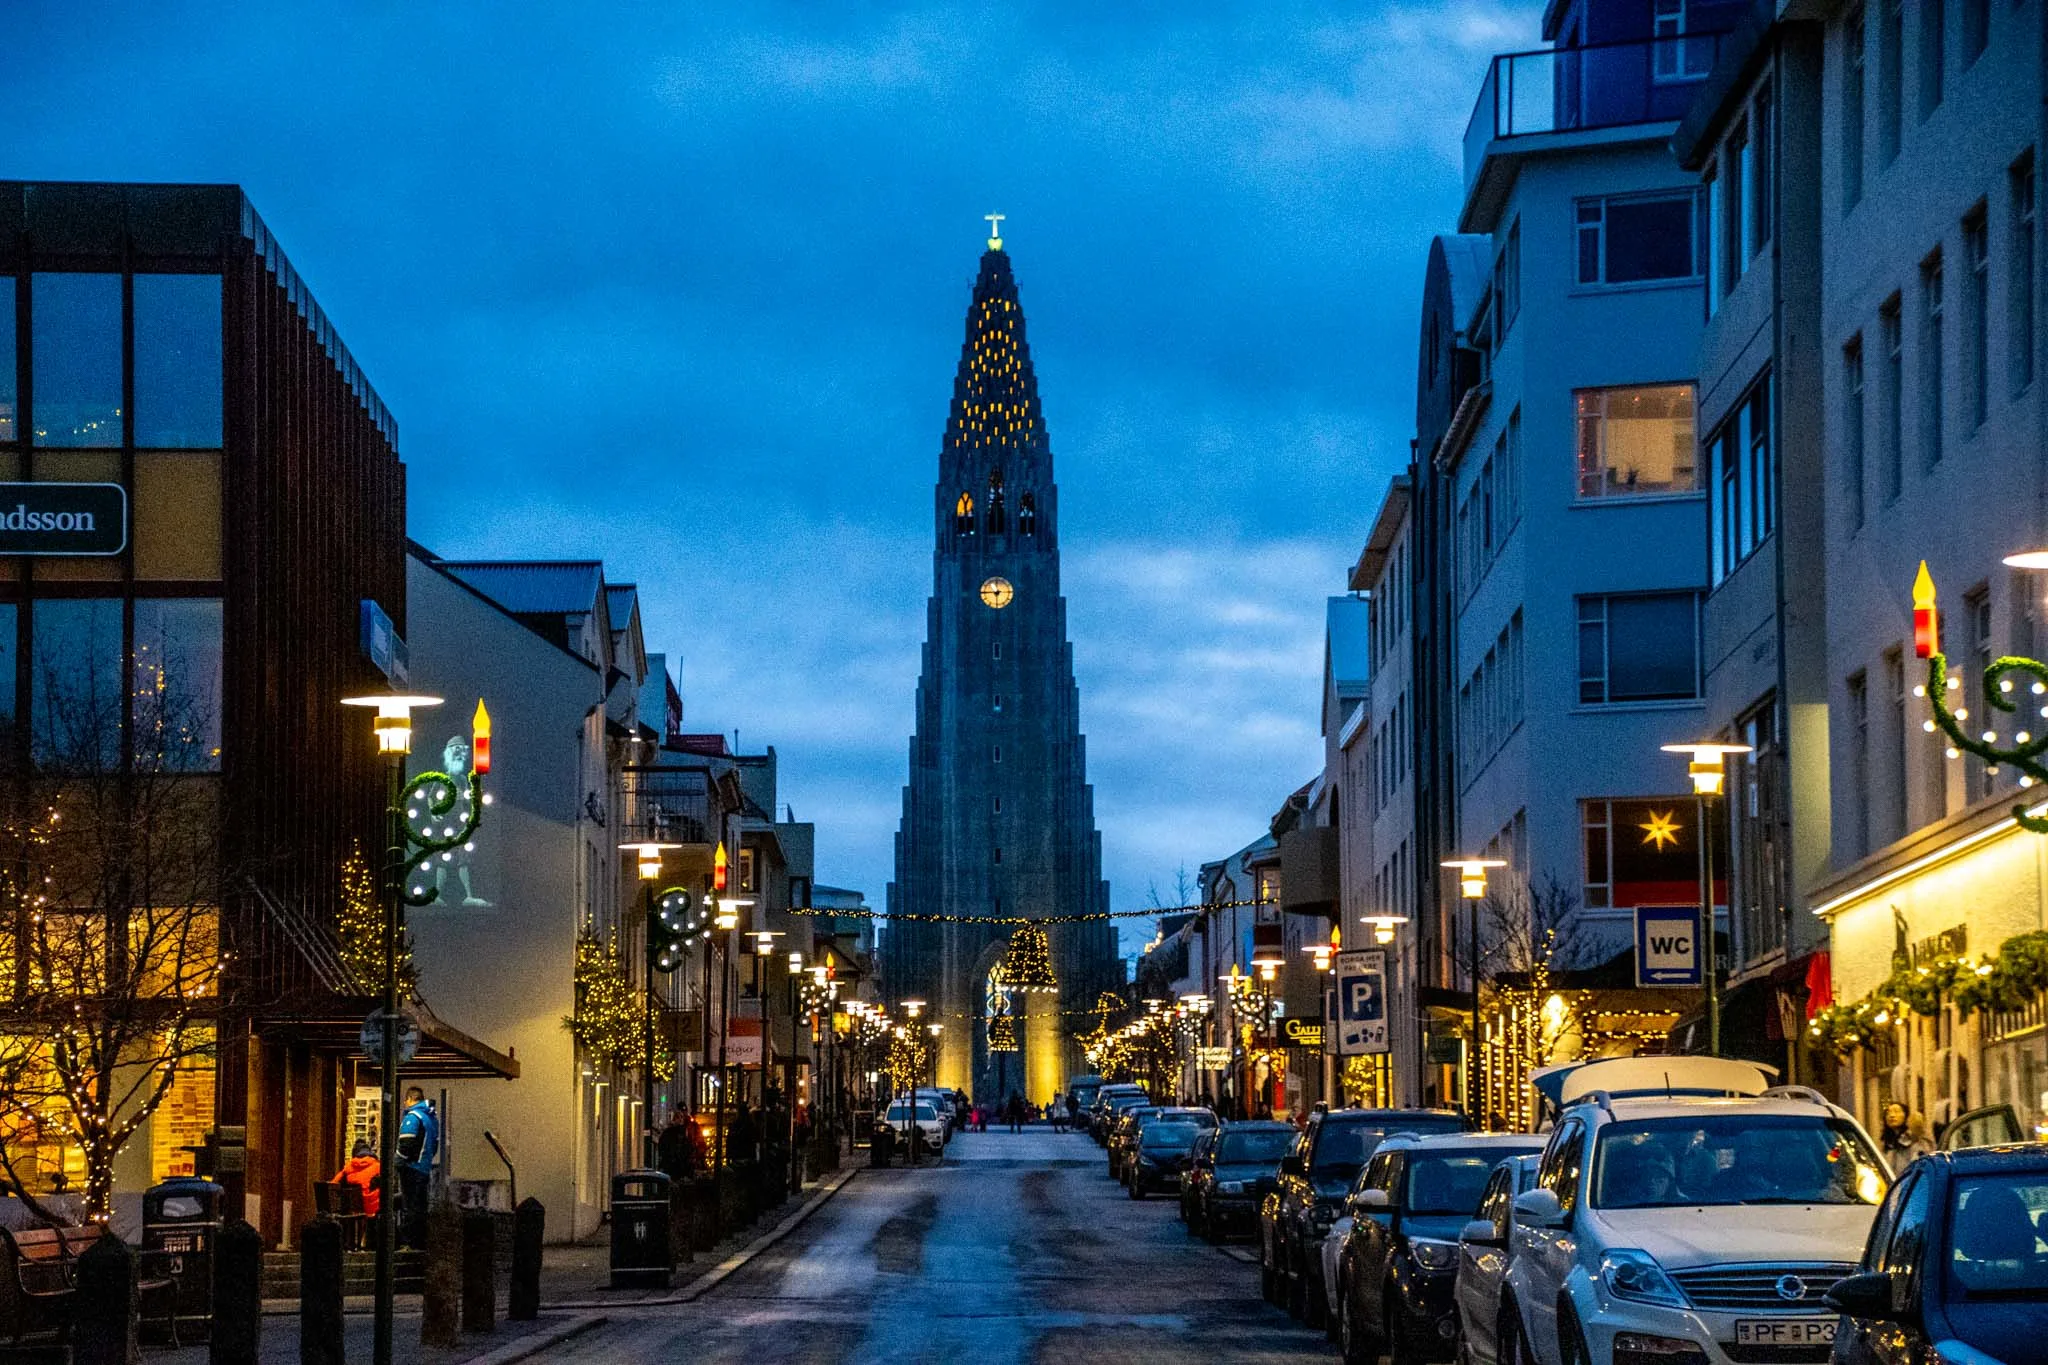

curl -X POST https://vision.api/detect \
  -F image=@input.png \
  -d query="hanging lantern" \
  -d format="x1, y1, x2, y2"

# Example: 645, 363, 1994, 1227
997, 923, 1059, 993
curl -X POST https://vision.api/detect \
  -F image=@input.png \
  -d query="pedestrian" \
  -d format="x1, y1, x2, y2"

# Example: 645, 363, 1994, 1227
1006, 1092, 1024, 1134
395, 1086, 440, 1249
656, 1106, 700, 1183
1878, 1101, 1933, 1174
332, 1140, 382, 1220
1049, 1093, 1066, 1134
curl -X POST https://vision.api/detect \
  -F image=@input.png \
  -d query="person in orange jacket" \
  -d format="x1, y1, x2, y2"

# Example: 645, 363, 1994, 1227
334, 1140, 381, 1218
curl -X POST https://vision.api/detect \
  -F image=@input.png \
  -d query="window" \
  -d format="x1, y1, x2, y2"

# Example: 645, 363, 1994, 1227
993, 744, 1001, 763
31, 274, 122, 448
1845, 335, 1867, 531
2012, 153, 2035, 396
1882, 295, 1905, 500
1583, 797, 1727, 912
738, 848, 757, 894
1966, 585, 1994, 801
993, 847, 1002, 864
1844, 5, 1867, 209
992, 796, 1001, 814
1578, 593, 1702, 705
1964, 207, 1989, 430
1708, 377, 1776, 583
1847, 670, 1871, 860
133, 275, 222, 449
0, 279, 14, 443
1920, 0, 1945, 119
1574, 384, 1697, 499
1879, 0, 1902, 164
1882, 1169, 1936, 1304
1750, 84, 1773, 257
1735, 697, 1786, 961
1722, 122, 1749, 295
1496, 220, 1521, 336
1962, 0, 1988, 63
30, 598, 123, 771
131, 598, 222, 772
1652, 0, 1715, 80
1706, 166, 1725, 303
135, 452, 224, 580
1922, 250, 1945, 468
1884, 646, 1909, 844
1576, 193, 1702, 286
992, 640, 1000, 660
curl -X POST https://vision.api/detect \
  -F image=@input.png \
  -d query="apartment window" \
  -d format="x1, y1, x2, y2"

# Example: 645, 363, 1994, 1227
1881, 295, 1904, 499
1966, 585, 1994, 801
1845, 336, 1867, 531
1921, 0, 1946, 118
1575, 192, 1702, 286
1921, 250, 1945, 468
1735, 697, 1787, 961
1749, 85, 1773, 258
1652, 0, 1716, 80
31, 273, 123, 448
738, 848, 757, 894
1844, 4, 1867, 210
1847, 670, 1871, 860
1722, 123, 1749, 296
1574, 384, 1697, 499
1495, 219, 1521, 337
1962, 0, 1988, 63
1879, 0, 1902, 164
1884, 646, 1909, 844
1708, 376, 1776, 583
133, 274, 224, 449
1706, 167, 1725, 303
1578, 592, 1702, 705
1582, 797, 1724, 911
2012, 153, 2036, 396
1964, 206, 1990, 430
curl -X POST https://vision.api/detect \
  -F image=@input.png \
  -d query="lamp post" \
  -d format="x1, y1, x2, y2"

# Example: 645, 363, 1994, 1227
900, 999, 926, 1166
1441, 859, 1506, 1123
1660, 742, 1751, 1057
621, 841, 682, 1162
709, 874, 751, 1184
341, 691, 484, 1365
926, 1022, 944, 1150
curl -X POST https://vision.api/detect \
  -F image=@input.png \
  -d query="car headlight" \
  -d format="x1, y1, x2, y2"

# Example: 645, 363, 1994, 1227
1409, 1237, 1459, 1272
1217, 1181, 1246, 1194
1599, 1249, 1687, 1308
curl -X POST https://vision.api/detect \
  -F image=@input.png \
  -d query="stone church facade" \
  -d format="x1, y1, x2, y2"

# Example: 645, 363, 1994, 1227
886, 237, 1120, 1101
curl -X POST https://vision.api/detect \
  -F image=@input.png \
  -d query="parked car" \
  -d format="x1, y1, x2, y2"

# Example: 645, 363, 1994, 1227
1450, 1152, 1542, 1365
1826, 1141, 2048, 1365
1260, 1107, 1470, 1326
1334, 1131, 1545, 1365
1067, 1073, 1106, 1126
1179, 1130, 1218, 1222
879, 1098, 947, 1153
1108, 1106, 1163, 1180
1499, 1056, 1889, 1365
1130, 1121, 1205, 1198
1190, 1120, 1296, 1242
913, 1087, 960, 1136
1091, 1084, 1148, 1142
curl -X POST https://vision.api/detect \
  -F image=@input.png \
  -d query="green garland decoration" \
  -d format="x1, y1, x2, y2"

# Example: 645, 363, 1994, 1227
1809, 929, 2048, 1054
399, 769, 485, 907
1922, 649, 2048, 832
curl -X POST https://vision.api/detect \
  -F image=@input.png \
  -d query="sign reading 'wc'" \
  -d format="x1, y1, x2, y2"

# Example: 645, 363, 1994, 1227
0, 483, 127, 555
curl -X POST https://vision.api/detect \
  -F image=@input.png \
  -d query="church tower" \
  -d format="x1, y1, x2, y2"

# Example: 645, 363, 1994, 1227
886, 224, 1119, 1098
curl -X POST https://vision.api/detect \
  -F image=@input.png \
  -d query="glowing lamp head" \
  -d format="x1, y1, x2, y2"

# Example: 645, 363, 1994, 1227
1913, 560, 1940, 658
902, 998, 926, 1020
1256, 960, 1280, 983
471, 700, 492, 774
810, 965, 829, 986
1364, 912, 1409, 945
1660, 741, 1753, 795
1443, 858, 1507, 900
341, 693, 443, 756
749, 930, 782, 954
712, 896, 749, 931
789, 951, 805, 971
621, 840, 681, 881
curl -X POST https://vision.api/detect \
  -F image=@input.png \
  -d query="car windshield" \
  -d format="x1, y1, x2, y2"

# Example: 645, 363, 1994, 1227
1141, 1124, 1201, 1152
1160, 1110, 1218, 1127
1403, 1153, 1501, 1216
1218, 1130, 1297, 1163
1591, 1114, 1888, 1209
1313, 1116, 1466, 1176
886, 1103, 936, 1121
1946, 1173, 2048, 1299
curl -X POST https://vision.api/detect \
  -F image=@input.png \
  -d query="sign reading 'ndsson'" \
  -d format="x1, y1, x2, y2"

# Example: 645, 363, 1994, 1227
0, 483, 128, 556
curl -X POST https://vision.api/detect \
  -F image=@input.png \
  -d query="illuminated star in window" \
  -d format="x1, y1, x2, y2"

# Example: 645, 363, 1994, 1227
1639, 809, 1682, 850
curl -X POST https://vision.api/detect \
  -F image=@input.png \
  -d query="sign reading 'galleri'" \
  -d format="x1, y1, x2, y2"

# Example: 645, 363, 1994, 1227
0, 483, 128, 556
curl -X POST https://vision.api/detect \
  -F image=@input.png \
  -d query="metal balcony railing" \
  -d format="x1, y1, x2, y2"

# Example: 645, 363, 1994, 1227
1463, 32, 1724, 179
620, 766, 715, 846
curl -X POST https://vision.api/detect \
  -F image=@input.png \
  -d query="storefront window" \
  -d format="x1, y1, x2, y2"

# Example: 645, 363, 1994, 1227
31, 598, 122, 770
133, 599, 222, 772
133, 274, 222, 448
31, 274, 122, 448
0, 277, 17, 443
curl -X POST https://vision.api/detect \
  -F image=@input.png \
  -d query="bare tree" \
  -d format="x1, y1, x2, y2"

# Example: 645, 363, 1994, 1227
1145, 864, 1198, 913
0, 651, 226, 1222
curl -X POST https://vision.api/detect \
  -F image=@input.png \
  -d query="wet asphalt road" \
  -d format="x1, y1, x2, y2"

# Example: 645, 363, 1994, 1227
543, 1128, 1332, 1364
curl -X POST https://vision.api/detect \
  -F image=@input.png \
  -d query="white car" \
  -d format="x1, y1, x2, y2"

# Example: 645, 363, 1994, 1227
1453, 1152, 1542, 1365
882, 1098, 947, 1153
1500, 1057, 1890, 1365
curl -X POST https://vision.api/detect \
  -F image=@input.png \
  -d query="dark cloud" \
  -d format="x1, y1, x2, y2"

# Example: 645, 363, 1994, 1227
7, 0, 1538, 955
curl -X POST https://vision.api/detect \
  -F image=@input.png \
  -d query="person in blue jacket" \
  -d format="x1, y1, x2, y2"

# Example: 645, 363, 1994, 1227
395, 1086, 440, 1247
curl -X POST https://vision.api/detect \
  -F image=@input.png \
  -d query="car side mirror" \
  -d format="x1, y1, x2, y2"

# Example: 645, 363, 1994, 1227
1824, 1271, 1896, 1320
1512, 1188, 1564, 1228
1279, 1155, 1304, 1177
1352, 1188, 1391, 1212
1460, 1217, 1503, 1248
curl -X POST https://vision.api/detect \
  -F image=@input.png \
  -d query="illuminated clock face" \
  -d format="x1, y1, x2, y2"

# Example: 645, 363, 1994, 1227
979, 577, 1015, 609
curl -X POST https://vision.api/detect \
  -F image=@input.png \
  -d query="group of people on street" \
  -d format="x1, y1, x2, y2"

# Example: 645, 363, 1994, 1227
329, 1085, 441, 1247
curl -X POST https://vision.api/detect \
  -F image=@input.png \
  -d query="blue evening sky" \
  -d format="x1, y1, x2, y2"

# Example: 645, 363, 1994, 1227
9, 1, 1539, 958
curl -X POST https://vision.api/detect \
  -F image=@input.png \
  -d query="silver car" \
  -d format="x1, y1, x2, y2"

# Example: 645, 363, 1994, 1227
1452, 1152, 1541, 1365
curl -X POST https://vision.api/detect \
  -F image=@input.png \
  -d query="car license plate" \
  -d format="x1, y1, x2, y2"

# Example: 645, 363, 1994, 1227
1734, 1319, 1836, 1346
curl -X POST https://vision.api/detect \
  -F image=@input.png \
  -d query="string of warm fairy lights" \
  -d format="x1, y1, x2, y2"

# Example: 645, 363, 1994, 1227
788, 896, 1276, 926
564, 925, 672, 1079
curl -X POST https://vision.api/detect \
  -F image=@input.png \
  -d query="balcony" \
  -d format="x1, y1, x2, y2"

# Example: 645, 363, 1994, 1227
620, 765, 715, 847
1462, 33, 1721, 229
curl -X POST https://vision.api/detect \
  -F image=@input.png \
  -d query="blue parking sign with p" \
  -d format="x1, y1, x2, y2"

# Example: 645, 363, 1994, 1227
1334, 949, 1389, 1056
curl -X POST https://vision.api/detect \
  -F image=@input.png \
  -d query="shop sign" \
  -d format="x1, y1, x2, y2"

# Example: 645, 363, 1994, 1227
1194, 1046, 1232, 1070
0, 482, 126, 555
726, 1015, 763, 1066
1282, 1016, 1324, 1050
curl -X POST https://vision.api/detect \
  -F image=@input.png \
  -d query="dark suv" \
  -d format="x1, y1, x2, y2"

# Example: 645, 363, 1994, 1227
1090, 1085, 1148, 1143
1189, 1120, 1296, 1241
1259, 1108, 1469, 1326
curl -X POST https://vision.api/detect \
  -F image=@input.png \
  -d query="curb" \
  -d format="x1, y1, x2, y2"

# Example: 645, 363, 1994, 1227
544, 1165, 860, 1309
459, 1314, 606, 1365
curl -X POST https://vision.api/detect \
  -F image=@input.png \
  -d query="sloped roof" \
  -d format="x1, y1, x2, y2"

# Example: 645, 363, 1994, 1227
435, 561, 605, 618
605, 584, 639, 627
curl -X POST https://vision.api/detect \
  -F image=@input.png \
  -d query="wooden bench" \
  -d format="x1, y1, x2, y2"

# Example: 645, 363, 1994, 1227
0, 1225, 179, 1345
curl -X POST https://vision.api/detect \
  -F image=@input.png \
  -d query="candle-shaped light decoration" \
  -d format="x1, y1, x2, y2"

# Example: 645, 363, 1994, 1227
1914, 560, 1940, 659
714, 841, 729, 893
471, 700, 492, 774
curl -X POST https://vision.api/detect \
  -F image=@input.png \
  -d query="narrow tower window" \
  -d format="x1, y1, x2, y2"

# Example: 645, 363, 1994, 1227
1019, 493, 1036, 535
987, 470, 1007, 535
994, 847, 1002, 864
955, 491, 975, 535
993, 693, 1003, 712
993, 796, 1002, 814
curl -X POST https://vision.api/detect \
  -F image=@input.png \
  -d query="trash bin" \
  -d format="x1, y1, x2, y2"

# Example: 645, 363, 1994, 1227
608, 1170, 673, 1289
142, 1177, 225, 1340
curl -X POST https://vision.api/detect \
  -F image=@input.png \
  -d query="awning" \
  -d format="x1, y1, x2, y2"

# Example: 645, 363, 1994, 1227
263, 998, 520, 1081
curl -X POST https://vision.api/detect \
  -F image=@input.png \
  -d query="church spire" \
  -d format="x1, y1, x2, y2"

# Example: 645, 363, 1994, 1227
941, 240, 1053, 547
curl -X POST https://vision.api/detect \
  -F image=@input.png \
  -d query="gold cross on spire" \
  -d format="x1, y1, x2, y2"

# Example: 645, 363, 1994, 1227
985, 212, 1005, 250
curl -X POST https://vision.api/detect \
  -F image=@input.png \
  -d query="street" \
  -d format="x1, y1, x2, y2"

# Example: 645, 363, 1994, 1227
538, 1129, 1328, 1364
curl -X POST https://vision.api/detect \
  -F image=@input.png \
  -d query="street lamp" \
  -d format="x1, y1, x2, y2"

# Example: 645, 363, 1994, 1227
1441, 858, 1506, 1123
1660, 741, 1752, 1056
620, 840, 682, 1157
900, 999, 926, 1167
338, 692, 441, 1365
